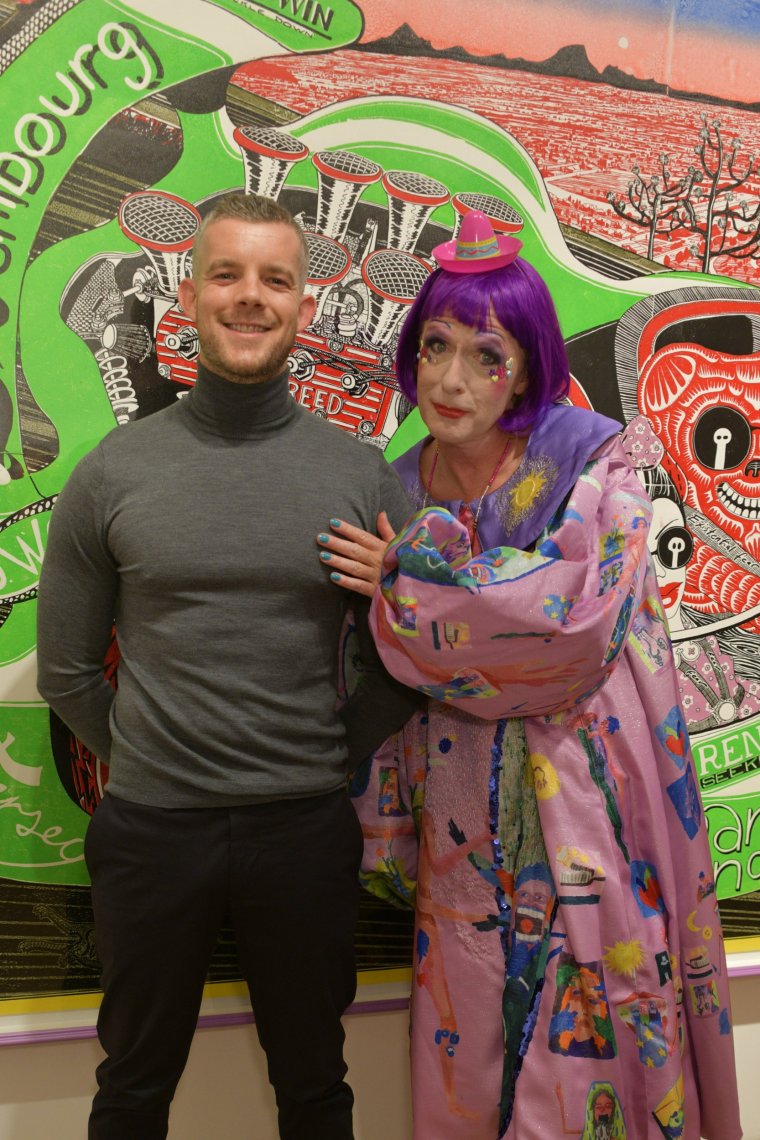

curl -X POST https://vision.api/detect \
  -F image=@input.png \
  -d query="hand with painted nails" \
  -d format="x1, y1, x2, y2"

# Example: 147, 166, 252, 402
316, 512, 396, 597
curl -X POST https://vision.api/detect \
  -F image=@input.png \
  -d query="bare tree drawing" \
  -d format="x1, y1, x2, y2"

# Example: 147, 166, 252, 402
607, 114, 760, 271
678, 115, 760, 271
607, 153, 694, 260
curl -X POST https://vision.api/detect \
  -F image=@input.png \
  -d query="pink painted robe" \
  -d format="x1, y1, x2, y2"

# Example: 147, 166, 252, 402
355, 435, 742, 1140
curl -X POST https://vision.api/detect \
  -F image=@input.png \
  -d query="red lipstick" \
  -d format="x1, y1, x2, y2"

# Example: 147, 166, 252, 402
433, 403, 467, 419
658, 583, 680, 609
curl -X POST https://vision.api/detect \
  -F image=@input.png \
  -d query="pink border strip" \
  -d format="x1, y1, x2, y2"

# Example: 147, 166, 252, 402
0, 996, 412, 1047
725, 964, 760, 979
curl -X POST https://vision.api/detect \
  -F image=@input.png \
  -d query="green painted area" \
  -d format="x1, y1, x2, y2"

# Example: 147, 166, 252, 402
705, 795, 760, 900
198, 0, 363, 53
0, 707, 89, 886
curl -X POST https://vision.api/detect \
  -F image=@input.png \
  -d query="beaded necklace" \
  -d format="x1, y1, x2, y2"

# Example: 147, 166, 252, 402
421, 435, 515, 538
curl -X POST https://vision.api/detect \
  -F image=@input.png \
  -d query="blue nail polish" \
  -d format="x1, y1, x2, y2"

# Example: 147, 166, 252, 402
330, 572, 341, 582
330, 518, 341, 527
317, 533, 329, 543
320, 551, 331, 561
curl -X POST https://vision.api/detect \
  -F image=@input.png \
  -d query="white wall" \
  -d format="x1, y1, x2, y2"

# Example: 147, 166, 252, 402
0, 1009, 411, 1140
0, 978, 758, 1139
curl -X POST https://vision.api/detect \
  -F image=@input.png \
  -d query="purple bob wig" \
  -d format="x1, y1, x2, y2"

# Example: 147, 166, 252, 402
395, 257, 570, 434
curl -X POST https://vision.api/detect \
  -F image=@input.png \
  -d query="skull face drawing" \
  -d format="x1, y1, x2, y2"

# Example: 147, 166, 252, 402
639, 344, 760, 558
639, 340, 760, 628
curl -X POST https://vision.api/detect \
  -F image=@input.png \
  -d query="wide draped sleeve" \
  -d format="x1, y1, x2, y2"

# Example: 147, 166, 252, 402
369, 438, 652, 720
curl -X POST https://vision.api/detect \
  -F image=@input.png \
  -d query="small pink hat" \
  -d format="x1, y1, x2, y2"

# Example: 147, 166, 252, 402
433, 209, 522, 274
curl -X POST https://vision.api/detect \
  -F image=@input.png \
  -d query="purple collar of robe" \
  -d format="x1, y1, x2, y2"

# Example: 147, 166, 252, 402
392, 403, 622, 552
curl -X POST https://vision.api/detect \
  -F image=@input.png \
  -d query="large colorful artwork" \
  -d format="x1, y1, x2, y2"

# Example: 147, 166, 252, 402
1, 0, 759, 1034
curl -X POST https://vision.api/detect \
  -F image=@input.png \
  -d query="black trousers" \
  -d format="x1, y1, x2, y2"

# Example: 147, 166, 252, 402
84, 789, 363, 1140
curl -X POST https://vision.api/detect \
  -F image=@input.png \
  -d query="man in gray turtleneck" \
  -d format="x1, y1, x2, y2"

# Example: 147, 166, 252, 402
36, 193, 416, 1140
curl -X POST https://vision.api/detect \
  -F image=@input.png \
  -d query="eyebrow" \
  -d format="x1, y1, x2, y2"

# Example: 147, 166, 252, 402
204, 257, 237, 274
426, 317, 507, 342
203, 258, 296, 282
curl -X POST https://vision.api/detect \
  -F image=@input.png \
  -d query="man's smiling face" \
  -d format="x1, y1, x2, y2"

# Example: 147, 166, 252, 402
178, 217, 315, 384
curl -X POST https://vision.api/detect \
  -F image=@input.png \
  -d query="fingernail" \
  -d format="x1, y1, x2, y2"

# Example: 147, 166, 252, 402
320, 551, 331, 561
330, 572, 341, 582
330, 518, 342, 527
317, 533, 329, 543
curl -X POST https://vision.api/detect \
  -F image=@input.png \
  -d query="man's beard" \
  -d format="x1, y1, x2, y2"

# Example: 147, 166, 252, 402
198, 314, 297, 384
593, 1120, 612, 1140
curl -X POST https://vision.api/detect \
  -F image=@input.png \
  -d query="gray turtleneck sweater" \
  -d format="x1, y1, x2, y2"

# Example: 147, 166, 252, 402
36, 366, 415, 808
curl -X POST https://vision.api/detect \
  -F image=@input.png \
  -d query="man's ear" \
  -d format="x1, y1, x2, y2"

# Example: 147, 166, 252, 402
297, 291, 317, 332
178, 275, 196, 319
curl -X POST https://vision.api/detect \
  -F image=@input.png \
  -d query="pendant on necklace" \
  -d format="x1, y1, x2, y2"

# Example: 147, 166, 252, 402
421, 436, 514, 539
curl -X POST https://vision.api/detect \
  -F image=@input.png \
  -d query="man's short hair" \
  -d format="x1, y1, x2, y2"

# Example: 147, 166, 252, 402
192, 193, 309, 289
